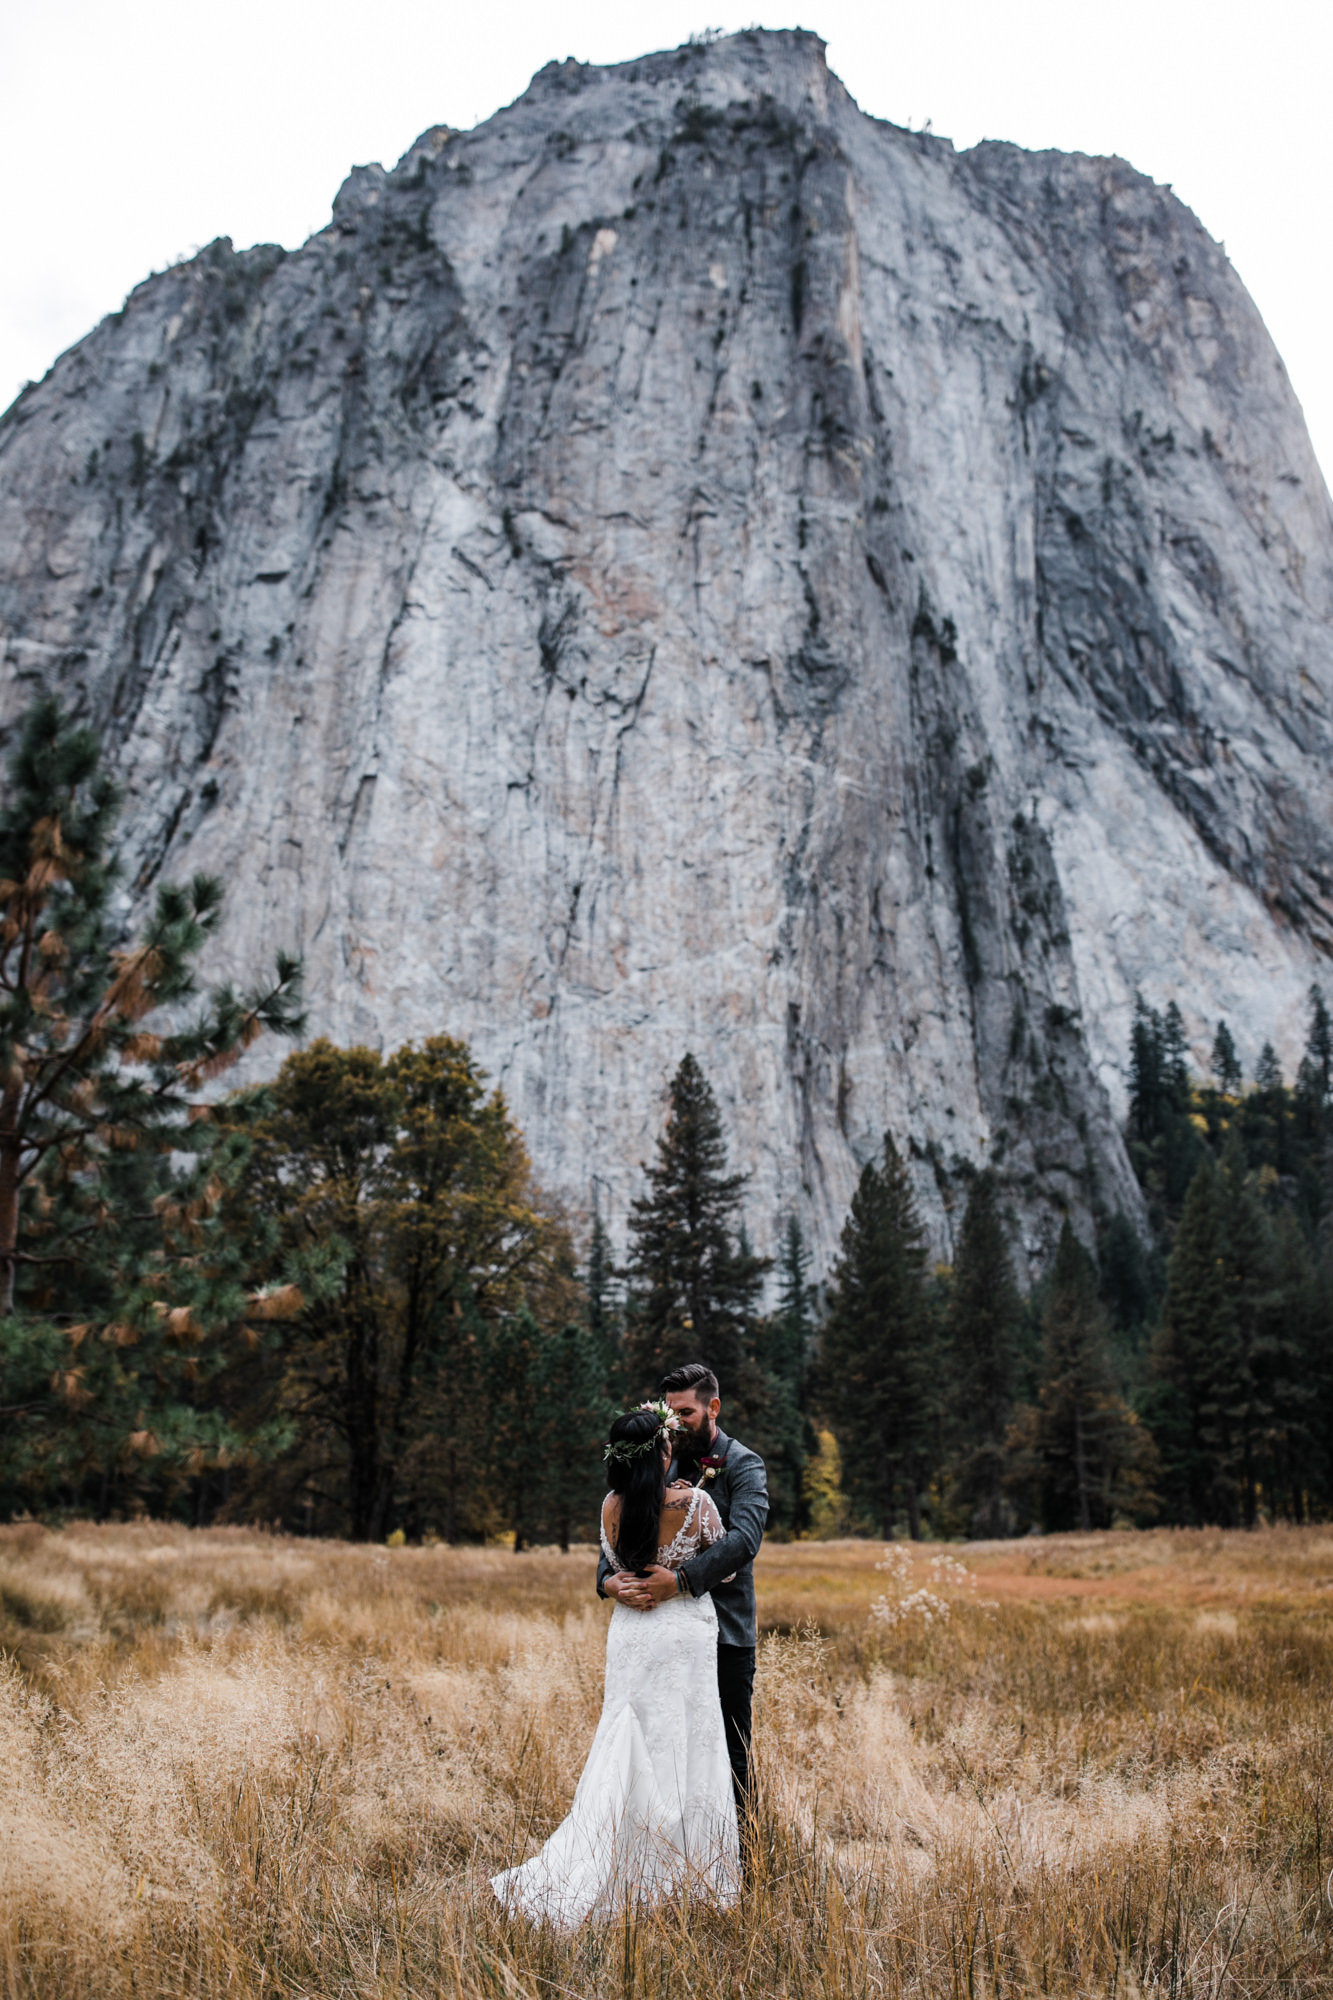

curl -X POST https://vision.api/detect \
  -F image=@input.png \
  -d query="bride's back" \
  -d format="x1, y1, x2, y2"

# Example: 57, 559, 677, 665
601, 1480, 708, 1570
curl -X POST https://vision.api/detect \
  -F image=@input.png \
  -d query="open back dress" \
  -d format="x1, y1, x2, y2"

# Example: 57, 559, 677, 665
490, 1482, 740, 1926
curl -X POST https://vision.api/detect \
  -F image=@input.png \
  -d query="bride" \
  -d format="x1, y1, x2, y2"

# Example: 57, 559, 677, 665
491, 1401, 741, 1926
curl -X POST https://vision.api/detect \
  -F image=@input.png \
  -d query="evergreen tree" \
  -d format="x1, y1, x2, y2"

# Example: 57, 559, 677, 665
1264, 1208, 1318, 1519
484, 1309, 611, 1551
946, 1171, 1023, 1536
1149, 1140, 1284, 1526
1254, 1042, 1283, 1093
1307, 1223, 1333, 1519
0, 695, 304, 1513
773, 1217, 814, 1389
1128, 994, 1165, 1145
622, 1054, 770, 1412
1215, 1131, 1278, 1527
1210, 1020, 1243, 1094
1148, 1157, 1229, 1522
1099, 1211, 1156, 1337
1125, 996, 1206, 1228
1247, 1042, 1288, 1177
1122, 988, 1333, 1524
1295, 988, 1333, 1230
0, 696, 303, 1317
538, 1317, 616, 1550
818, 1136, 937, 1538
1161, 1002, 1192, 1109
1298, 985, 1333, 1110
587, 1212, 618, 1359
764, 1216, 817, 1533
1008, 1222, 1157, 1531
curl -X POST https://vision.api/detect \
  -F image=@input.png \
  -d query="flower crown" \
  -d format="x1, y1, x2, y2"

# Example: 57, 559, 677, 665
603, 1400, 683, 1465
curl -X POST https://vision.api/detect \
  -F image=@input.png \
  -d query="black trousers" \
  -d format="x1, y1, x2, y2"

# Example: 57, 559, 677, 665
716, 1642, 756, 1819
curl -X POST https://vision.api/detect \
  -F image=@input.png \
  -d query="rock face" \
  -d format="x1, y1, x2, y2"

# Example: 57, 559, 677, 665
3, 29, 1332, 1276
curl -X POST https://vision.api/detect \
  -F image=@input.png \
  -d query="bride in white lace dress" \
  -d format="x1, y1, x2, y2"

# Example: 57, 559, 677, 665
491, 1402, 740, 1927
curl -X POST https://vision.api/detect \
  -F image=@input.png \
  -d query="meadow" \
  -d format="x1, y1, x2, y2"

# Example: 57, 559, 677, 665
1, 1521, 1330, 1998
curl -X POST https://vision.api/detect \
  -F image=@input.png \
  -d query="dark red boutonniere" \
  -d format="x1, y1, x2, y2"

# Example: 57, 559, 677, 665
699, 1456, 724, 1484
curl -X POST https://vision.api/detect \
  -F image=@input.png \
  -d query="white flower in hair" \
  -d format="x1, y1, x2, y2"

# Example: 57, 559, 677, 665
638, 1399, 683, 1435
603, 1400, 683, 1464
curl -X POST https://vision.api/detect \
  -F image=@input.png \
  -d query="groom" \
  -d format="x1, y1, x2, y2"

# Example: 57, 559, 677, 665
597, 1361, 769, 1818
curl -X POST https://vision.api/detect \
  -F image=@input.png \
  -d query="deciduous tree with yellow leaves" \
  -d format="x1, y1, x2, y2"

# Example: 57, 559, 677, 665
220, 1037, 585, 1541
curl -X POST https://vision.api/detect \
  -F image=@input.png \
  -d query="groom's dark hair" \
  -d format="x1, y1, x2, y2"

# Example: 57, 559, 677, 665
660, 1361, 719, 1402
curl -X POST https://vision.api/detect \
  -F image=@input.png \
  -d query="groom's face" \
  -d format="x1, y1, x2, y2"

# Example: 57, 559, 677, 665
664, 1391, 720, 1457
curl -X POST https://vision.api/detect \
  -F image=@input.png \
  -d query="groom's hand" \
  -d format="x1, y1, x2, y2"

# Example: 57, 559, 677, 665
604, 1572, 652, 1610
635, 1565, 680, 1607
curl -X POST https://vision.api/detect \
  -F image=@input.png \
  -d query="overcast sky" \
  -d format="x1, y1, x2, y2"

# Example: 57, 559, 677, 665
3, 0, 1330, 486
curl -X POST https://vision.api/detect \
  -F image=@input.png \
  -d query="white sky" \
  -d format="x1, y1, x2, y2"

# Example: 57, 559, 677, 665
2, 0, 1330, 488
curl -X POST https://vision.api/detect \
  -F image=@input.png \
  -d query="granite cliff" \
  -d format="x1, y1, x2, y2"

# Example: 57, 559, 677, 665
3, 29, 1332, 1275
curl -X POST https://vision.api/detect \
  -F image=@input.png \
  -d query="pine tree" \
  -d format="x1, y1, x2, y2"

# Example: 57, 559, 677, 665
1210, 1020, 1243, 1094
482, 1308, 611, 1551
583, 1207, 624, 1409
1099, 1211, 1156, 1336
1248, 1043, 1287, 1176
0, 696, 304, 1317
1308, 1224, 1333, 1519
1295, 989, 1333, 1220
0, 695, 304, 1512
538, 1318, 616, 1550
587, 1212, 617, 1353
1299, 985, 1333, 1107
1264, 1208, 1318, 1520
946, 1171, 1023, 1536
622, 1054, 770, 1411
1147, 1137, 1281, 1528
1161, 1002, 1192, 1109
773, 1217, 814, 1388
1128, 995, 1164, 1145
1009, 1222, 1157, 1531
1125, 995, 1205, 1224
1150, 1156, 1232, 1522
764, 1216, 817, 1532
1215, 1131, 1278, 1527
1254, 1044, 1282, 1091
818, 1136, 937, 1538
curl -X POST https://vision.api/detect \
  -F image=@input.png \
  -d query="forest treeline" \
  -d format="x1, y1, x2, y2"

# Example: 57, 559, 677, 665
4, 698, 1333, 1542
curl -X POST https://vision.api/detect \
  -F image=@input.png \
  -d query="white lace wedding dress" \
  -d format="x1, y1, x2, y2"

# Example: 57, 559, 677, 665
491, 1483, 741, 1927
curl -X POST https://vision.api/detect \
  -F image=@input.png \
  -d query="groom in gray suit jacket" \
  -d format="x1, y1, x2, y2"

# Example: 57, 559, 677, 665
597, 1361, 769, 1816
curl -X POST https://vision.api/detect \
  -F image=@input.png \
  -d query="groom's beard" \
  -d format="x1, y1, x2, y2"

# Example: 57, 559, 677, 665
674, 1422, 715, 1467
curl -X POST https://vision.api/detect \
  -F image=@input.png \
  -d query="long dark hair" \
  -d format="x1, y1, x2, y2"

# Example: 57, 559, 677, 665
605, 1409, 668, 1572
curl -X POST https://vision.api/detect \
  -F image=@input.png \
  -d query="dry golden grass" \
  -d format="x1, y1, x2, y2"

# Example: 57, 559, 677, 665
1, 1520, 1330, 1997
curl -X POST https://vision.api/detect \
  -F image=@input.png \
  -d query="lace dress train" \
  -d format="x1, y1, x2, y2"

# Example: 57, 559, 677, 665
491, 1486, 740, 1927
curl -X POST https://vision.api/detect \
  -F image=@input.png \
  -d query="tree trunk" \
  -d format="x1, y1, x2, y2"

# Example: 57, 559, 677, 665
0, 1082, 20, 1315
344, 1310, 381, 1540
987, 1448, 1004, 1540
1074, 1390, 1091, 1532
366, 1464, 395, 1543
444, 1444, 457, 1545
906, 1483, 922, 1541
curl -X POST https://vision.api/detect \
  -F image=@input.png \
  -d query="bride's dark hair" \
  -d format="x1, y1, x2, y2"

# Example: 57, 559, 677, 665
605, 1409, 669, 1572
